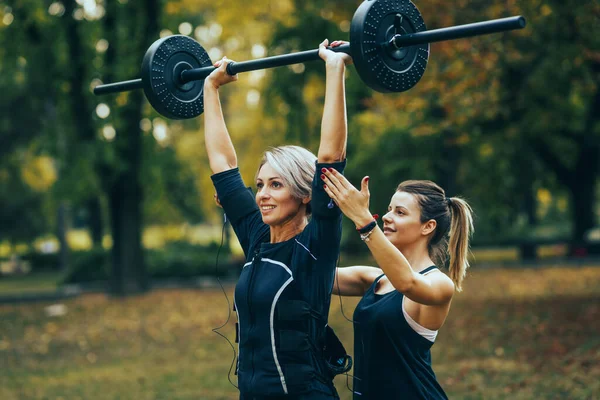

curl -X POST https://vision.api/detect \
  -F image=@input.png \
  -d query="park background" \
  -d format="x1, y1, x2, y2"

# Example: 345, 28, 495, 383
0, 0, 599, 398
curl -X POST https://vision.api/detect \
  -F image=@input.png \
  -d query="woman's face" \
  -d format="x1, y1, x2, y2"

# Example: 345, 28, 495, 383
255, 162, 308, 226
382, 191, 431, 248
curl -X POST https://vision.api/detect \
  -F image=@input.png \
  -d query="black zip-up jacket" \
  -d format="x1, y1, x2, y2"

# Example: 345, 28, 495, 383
211, 160, 345, 397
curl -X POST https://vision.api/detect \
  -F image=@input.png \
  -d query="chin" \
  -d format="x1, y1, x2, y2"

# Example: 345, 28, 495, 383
387, 235, 405, 248
261, 214, 279, 226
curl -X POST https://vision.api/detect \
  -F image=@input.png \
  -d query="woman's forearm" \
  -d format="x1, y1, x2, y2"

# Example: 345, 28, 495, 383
363, 228, 417, 292
203, 83, 237, 174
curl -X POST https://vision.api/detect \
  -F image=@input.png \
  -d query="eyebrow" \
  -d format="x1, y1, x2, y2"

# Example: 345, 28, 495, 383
256, 177, 282, 182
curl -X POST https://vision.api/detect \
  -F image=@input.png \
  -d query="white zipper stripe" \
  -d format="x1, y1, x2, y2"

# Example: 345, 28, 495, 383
261, 257, 294, 394
234, 294, 240, 373
261, 257, 292, 276
270, 276, 294, 394
294, 239, 317, 260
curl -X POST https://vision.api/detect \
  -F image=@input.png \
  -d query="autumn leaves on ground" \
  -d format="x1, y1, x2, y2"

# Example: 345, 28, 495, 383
1, 267, 599, 400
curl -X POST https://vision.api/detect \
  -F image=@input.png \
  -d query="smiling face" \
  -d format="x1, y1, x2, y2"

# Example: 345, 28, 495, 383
255, 162, 310, 227
382, 191, 436, 249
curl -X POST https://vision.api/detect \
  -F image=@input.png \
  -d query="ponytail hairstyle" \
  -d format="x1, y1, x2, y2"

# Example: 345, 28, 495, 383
396, 180, 474, 291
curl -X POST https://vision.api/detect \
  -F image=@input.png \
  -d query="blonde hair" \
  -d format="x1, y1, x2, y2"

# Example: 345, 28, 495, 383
396, 180, 474, 291
256, 145, 317, 215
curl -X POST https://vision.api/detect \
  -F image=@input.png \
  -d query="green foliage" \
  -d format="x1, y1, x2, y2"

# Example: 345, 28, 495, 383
61, 241, 237, 284
62, 247, 110, 284
0, 156, 49, 243
260, 0, 600, 244
143, 144, 204, 224
1, 0, 599, 261
19, 251, 61, 272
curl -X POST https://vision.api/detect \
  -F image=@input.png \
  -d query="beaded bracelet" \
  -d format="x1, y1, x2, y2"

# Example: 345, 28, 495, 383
360, 229, 376, 242
357, 214, 379, 242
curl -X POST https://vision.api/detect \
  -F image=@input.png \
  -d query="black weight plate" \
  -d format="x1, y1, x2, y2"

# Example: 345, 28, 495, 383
141, 35, 212, 119
351, 0, 429, 93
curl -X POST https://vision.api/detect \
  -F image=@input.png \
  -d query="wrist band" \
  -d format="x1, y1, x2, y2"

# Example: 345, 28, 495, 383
357, 220, 377, 234
357, 215, 378, 234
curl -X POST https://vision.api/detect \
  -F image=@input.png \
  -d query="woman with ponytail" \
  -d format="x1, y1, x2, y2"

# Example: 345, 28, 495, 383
321, 172, 474, 399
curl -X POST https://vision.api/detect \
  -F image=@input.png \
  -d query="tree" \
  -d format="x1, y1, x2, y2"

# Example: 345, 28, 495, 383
0, 0, 61, 248
98, 0, 161, 295
475, 0, 600, 248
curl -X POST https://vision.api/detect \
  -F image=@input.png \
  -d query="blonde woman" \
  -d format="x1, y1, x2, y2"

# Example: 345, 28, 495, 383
204, 40, 352, 399
322, 172, 474, 399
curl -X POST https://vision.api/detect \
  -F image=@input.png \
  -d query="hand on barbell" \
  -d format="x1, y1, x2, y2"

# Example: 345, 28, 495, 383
318, 39, 353, 67
204, 56, 239, 90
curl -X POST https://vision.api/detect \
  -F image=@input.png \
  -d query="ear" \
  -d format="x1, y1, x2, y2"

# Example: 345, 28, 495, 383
301, 196, 311, 205
421, 219, 437, 236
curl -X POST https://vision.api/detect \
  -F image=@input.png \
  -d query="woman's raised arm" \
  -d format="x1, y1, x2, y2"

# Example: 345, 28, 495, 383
203, 57, 239, 174
317, 40, 352, 163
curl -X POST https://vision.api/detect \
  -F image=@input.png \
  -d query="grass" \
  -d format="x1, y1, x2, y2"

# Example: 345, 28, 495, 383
1, 266, 599, 399
0, 272, 63, 295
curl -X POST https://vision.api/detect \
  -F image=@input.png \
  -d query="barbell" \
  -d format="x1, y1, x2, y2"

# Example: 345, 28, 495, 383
93, 0, 526, 120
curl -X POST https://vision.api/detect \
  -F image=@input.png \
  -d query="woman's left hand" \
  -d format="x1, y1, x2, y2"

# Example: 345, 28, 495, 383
321, 168, 374, 228
318, 39, 353, 66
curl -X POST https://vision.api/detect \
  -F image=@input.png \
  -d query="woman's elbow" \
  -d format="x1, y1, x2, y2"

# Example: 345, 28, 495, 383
318, 151, 346, 164
209, 157, 237, 174
393, 276, 417, 294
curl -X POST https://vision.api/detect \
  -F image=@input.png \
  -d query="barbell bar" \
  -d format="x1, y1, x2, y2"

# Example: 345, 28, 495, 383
93, 0, 526, 120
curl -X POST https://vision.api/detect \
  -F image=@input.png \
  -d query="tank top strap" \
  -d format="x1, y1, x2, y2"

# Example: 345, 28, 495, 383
373, 273, 386, 284
419, 266, 438, 275
367, 273, 386, 294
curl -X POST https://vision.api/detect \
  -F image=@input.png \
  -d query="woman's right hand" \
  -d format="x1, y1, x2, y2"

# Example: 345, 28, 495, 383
318, 39, 353, 67
204, 56, 238, 90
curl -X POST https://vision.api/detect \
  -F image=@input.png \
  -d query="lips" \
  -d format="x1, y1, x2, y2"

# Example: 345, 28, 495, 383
383, 226, 396, 233
261, 205, 276, 212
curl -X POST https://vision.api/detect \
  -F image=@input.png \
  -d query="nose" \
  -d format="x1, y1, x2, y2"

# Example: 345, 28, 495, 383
257, 186, 271, 200
382, 211, 393, 223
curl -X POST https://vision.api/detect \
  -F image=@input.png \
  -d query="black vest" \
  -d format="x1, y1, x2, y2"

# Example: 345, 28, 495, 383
352, 267, 448, 399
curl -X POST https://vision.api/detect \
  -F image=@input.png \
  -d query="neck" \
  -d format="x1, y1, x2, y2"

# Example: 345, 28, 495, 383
398, 240, 434, 272
270, 216, 308, 243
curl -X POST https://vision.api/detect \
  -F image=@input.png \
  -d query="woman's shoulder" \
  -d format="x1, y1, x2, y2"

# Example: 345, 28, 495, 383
422, 267, 455, 295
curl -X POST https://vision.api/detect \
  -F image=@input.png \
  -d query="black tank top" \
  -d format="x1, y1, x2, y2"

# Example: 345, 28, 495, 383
352, 266, 448, 399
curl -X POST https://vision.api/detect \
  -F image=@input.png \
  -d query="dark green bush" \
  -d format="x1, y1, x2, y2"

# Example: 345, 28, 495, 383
21, 252, 61, 271
61, 241, 240, 284
62, 247, 110, 284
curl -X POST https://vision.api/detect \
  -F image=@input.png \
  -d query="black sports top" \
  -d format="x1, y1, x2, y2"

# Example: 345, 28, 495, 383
352, 266, 448, 399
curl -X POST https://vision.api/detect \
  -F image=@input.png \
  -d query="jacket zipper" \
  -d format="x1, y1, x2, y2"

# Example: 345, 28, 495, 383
247, 249, 260, 390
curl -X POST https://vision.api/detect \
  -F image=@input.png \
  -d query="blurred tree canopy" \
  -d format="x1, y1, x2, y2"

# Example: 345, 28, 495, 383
0, 0, 598, 291
255, 0, 600, 249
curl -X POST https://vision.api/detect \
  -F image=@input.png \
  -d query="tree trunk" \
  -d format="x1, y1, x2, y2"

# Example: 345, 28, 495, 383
436, 129, 459, 197
108, 92, 147, 296
108, 142, 147, 295
567, 146, 598, 254
64, 0, 105, 248
104, 0, 159, 295
57, 203, 70, 272
87, 198, 104, 247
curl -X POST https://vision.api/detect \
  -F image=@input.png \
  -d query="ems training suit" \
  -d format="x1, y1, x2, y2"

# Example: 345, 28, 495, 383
211, 160, 345, 399
352, 267, 448, 399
